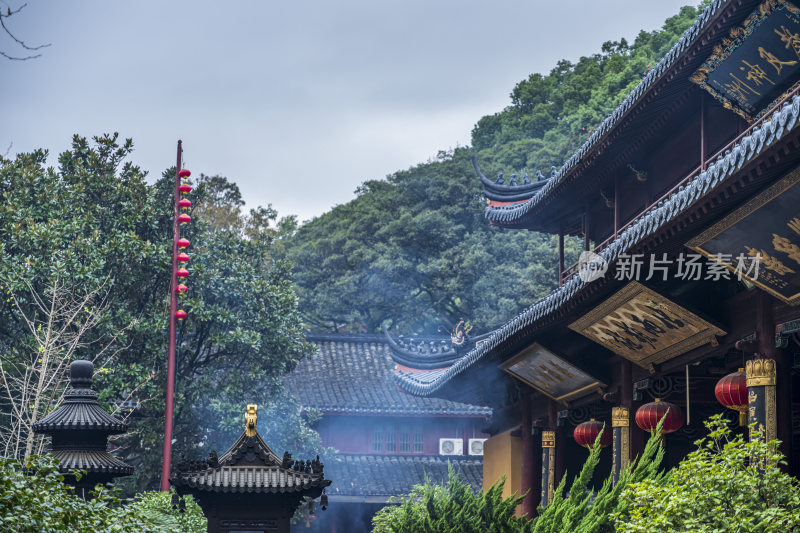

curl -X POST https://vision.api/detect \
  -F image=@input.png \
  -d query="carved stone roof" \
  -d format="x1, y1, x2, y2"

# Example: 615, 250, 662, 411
51, 449, 133, 476
284, 334, 491, 417
396, 93, 800, 396
326, 454, 483, 499
33, 360, 127, 434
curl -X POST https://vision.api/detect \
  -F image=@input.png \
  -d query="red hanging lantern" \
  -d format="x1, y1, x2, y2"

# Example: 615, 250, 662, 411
175, 309, 187, 321
176, 268, 189, 279
179, 183, 192, 194
178, 169, 191, 178
177, 238, 190, 250
178, 213, 191, 225
178, 199, 191, 210
177, 252, 190, 264
573, 418, 612, 449
635, 398, 684, 434
715, 368, 748, 426
176, 284, 188, 295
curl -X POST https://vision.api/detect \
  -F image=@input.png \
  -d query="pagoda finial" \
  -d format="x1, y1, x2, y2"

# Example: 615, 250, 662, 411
244, 404, 258, 437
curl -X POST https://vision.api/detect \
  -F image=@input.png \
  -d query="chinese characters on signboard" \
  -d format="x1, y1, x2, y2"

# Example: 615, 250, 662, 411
568, 282, 726, 370
687, 166, 800, 305
499, 343, 603, 403
691, 0, 800, 121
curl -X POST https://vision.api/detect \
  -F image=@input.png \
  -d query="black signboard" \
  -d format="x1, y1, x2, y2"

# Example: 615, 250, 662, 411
687, 166, 800, 305
691, 0, 800, 122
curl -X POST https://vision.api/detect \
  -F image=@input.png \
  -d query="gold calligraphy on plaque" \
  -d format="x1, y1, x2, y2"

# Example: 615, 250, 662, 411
499, 343, 603, 403
568, 282, 725, 369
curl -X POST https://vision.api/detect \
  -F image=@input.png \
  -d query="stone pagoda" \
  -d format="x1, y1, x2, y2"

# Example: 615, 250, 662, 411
171, 404, 331, 533
32, 360, 133, 498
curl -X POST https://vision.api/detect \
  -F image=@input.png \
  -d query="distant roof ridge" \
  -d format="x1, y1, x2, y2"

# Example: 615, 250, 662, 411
306, 332, 455, 343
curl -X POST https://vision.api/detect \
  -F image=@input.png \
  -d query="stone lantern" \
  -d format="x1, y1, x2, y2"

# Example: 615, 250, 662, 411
32, 360, 133, 498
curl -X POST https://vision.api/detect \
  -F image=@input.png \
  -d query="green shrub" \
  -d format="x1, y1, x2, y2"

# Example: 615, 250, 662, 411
0, 456, 154, 532
372, 465, 532, 532
531, 423, 664, 533
127, 490, 206, 533
0, 456, 207, 532
614, 415, 800, 533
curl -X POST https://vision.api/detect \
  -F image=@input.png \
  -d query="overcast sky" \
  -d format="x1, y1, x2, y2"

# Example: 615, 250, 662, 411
2, 0, 694, 223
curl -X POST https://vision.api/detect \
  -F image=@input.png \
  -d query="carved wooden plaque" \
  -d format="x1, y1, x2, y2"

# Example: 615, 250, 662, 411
691, 0, 800, 122
687, 166, 800, 305
499, 343, 603, 403
568, 282, 726, 369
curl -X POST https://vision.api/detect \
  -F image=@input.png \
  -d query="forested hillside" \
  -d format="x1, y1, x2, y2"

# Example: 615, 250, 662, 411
286, 3, 705, 335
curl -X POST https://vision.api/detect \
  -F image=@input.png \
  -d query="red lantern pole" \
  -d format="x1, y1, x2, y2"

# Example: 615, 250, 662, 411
160, 140, 182, 491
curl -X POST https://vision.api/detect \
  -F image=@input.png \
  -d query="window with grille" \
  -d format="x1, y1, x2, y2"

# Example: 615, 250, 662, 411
399, 427, 411, 452
385, 426, 396, 452
413, 428, 424, 453
372, 427, 383, 452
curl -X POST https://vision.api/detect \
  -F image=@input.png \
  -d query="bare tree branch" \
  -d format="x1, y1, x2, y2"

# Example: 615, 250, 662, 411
0, 2, 50, 60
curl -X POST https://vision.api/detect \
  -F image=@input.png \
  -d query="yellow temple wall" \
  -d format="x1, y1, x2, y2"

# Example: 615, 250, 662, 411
482, 430, 522, 506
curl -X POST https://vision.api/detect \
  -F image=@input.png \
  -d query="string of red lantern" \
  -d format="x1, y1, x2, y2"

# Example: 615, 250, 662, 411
161, 141, 192, 492
175, 168, 191, 321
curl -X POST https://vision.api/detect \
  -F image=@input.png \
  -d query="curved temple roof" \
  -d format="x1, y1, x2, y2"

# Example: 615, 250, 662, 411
475, 156, 550, 203
286, 334, 492, 416
171, 407, 331, 495
483, 0, 731, 225
396, 93, 800, 396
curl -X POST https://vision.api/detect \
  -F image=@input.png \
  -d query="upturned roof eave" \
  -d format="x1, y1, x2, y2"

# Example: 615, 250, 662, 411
396, 93, 800, 397
482, 0, 737, 230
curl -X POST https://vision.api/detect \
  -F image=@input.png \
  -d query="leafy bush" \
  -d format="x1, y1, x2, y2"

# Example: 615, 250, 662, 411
615, 415, 800, 533
372, 465, 532, 532
127, 490, 206, 533
0, 456, 154, 532
0, 456, 206, 532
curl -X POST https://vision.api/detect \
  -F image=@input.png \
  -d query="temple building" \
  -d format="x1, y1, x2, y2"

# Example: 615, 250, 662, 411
283, 333, 490, 531
394, 0, 800, 517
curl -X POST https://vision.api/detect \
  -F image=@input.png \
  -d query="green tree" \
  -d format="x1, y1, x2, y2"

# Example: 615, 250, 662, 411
286, 4, 703, 335
615, 415, 800, 533
0, 135, 321, 492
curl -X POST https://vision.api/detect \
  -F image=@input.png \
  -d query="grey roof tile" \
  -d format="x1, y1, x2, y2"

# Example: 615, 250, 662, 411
284, 335, 491, 417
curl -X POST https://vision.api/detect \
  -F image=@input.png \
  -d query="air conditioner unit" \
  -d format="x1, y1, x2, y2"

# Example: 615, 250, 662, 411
439, 438, 463, 456
468, 438, 487, 456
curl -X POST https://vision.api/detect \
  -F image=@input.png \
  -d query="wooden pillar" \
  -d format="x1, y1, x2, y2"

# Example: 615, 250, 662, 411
583, 211, 590, 251
700, 93, 707, 170
613, 176, 620, 237
541, 400, 559, 506
520, 394, 540, 516
540, 430, 556, 507
755, 293, 791, 464
611, 407, 630, 484
620, 360, 642, 461
558, 231, 565, 284
746, 358, 777, 444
